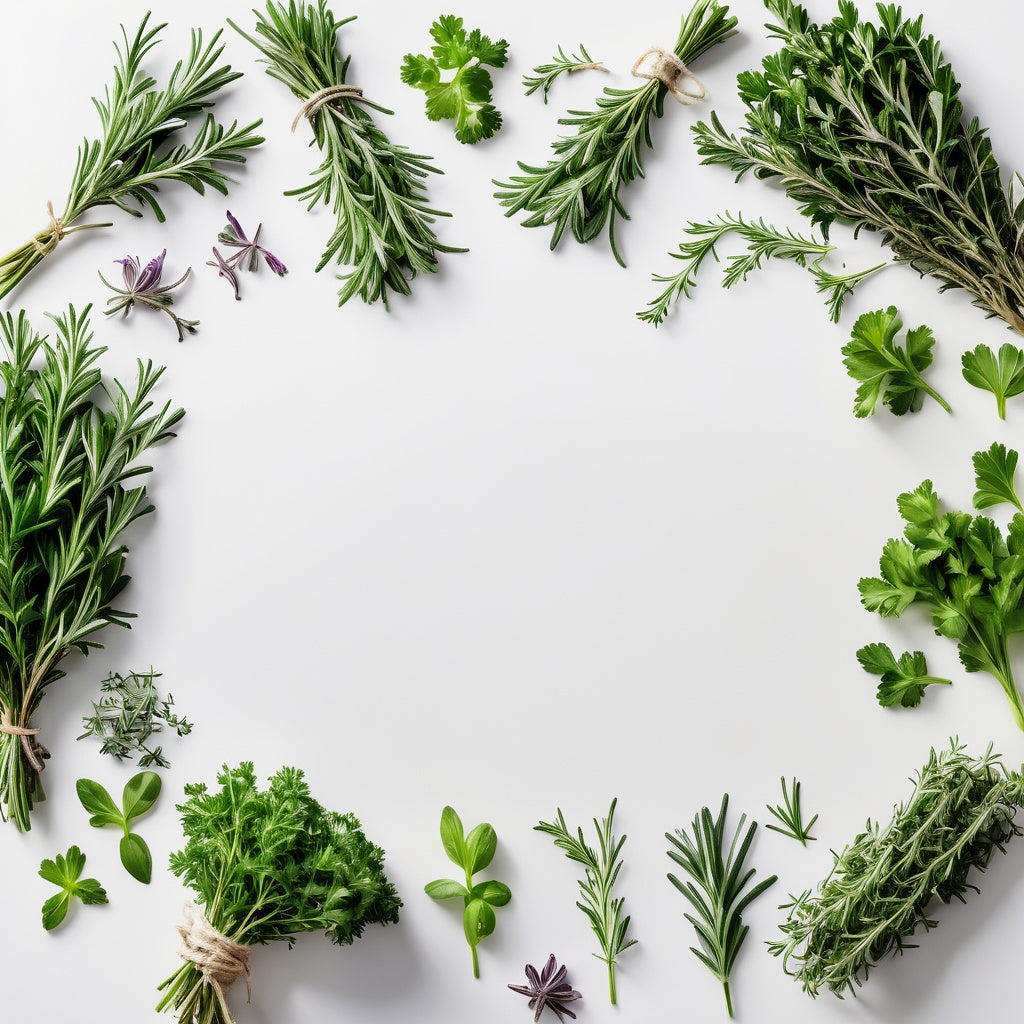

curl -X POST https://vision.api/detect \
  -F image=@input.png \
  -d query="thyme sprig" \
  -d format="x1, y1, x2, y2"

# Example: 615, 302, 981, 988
231, 0, 463, 308
495, 0, 737, 266
0, 306, 183, 831
770, 741, 1024, 998
0, 16, 263, 302
693, 0, 1024, 334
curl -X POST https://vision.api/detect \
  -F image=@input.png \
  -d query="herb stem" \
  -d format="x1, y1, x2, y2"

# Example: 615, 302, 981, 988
608, 960, 616, 1005
723, 980, 733, 1018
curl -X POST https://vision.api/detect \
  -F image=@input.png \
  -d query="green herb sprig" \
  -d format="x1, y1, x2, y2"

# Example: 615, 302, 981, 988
666, 795, 776, 1017
522, 45, 606, 104
0, 306, 183, 832
536, 798, 636, 1004
425, 806, 511, 978
231, 0, 463, 308
765, 778, 818, 845
0, 16, 262, 301
639, 212, 886, 325
693, 0, 1024, 335
156, 763, 401, 1024
855, 643, 952, 708
77, 771, 161, 883
973, 442, 1023, 512
962, 344, 1024, 420
39, 846, 108, 931
770, 741, 1024, 998
495, 0, 737, 266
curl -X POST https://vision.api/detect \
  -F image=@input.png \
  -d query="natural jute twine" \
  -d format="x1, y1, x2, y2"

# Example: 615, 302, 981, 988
631, 47, 707, 104
292, 84, 366, 132
178, 903, 251, 1021
31, 201, 67, 257
0, 708, 47, 773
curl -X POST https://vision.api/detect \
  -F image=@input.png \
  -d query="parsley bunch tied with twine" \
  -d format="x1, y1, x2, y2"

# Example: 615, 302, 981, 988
0, 15, 262, 303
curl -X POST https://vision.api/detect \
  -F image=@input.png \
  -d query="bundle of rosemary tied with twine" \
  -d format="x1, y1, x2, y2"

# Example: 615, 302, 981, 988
157, 764, 401, 1024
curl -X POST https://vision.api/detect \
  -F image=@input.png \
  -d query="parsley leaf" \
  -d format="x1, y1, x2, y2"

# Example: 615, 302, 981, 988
973, 442, 1024, 512
401, 16, 508, 144
39, 845, 108, 930
962, 343, 1024, 420
841, 307, 951, 417
855, 642, 952, 708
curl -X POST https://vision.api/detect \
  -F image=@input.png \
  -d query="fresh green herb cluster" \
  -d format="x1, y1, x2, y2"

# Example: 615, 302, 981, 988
522, 45, 605, 104
860, 447, 1024, 730
0, 306, 183, 832
0, 16, 262, 301
536, 799, 636, 1004
495, 0, 737, 266
666, 795, 776, 1018
855, 643, 951, 708
38, 846, 108, 931
639, 213, 886, 326
231, 0, 462, 308
973, 442, 1023, 512
425, 806, 511, 978
157, 763, 401, 1024
841, 307, 950, 417
694, 0, 1024, 334
401, 16, 509, 144
962, 343, 1024, 420
770, 741, 1024, 998
77, 771, 161, 883
80, 669, 191, 768
765, 778, 817, 845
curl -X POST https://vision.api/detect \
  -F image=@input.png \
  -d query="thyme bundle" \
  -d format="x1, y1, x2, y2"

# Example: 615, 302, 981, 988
0, 16, 262, 302
0, 306, 183, 831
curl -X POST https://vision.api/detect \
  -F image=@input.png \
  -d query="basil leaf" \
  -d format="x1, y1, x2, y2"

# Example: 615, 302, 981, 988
463, 898, 495, 946
121, 770, 161, 822
439, 805, 466, 867
471, 879, 511, 907
76, 778, 124, 828
424, 878, 469, 901
120, 832, 153, 884
465, 822, 497, 874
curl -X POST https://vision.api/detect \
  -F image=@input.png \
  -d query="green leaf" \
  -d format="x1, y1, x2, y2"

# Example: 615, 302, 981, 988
38, 845, 108, 929
973, 442, 1024, 511
463, 897, 496, 946
856, 642, 952, 707
471, 879, 511, 906
467, 29, 509, 68
465, 822, 497, 874
430, 14, 470, 68
424, 81, 463, 122
962, 343, 1024, 419
121, 770, 161, 821
399, 53, 440, 89
120, 832, 153, 883
424, 878, 469, 901
76, 778, 125, 829
41, 890, 72, 931
440, 806, 467, 867
455, 101, 502, 145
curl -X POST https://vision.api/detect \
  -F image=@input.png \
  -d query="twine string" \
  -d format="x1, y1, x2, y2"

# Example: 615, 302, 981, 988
631, 47, 707, 105
292, 85, 366, 132
0, 708, 47, 773
178, 902, 252, 1021
31, 201, 67, 257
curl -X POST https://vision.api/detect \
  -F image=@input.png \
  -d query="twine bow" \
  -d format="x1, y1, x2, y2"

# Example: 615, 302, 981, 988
631, 47, 707, 105
31, 201, 67, 257
292, 85, 366, 132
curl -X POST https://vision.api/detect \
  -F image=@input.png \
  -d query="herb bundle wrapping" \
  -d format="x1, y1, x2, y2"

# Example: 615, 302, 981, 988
0, 16, 262, 302
694, 0, 1024, 334
230, 0, 462, 308
0, 306, 182, 831
156, 763, 401, 1024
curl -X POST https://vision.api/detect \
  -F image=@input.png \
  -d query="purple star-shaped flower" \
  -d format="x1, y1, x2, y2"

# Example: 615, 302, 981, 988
99, 250, 198, 342
207, 211, 287, 299
509, 955, 582, 1023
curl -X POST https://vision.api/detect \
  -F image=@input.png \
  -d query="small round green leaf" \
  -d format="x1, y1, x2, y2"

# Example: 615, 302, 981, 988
471, 879, 511, 907
424, 878, 469, 901
120, 832, 152, 884
463, 897, 496, 946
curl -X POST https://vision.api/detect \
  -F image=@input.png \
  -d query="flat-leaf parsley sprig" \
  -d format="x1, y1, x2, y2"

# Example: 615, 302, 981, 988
0, 16, 262, 302
231, 0, 463, 309
495, 0, 737, 266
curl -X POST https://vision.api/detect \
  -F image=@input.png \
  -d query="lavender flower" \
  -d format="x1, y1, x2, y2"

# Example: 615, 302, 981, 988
206, 246, 240, 301
99, 250, 198, 342
206, 211, 286, 298
509, 955, 582, 1023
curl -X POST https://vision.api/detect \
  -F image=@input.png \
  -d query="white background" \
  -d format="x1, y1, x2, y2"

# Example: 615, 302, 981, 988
2, 0, 1023, 1020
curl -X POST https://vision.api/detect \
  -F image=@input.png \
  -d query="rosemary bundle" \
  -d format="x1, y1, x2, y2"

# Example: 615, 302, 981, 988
495, 0, 737, 266
770, 741, 1024, 997
0, 16, 262, 302
231, 0, 462, 308
694, 0, 1024, 334
0, 306, 183, 831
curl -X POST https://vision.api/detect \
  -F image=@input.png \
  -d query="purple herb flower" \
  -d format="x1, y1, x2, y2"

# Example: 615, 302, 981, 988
99, 250, 198, 342
509, 956, 582, 1023
207, 210, 287, 294
206, 247, 241, 301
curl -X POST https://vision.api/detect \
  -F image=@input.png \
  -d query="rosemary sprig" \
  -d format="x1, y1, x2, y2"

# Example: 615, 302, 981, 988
0, 306, 183, 831
770, 741, 1024, 998
666, 795, 777, 1018
230, 0, 463, 309
535, 798, 636, 1005
639, 213, 886, 325
765, 777, 818, 846
693, 0, 1024, 335
522, 45, 606, 104
0, 16, 263, 302
495, 0, 737, 266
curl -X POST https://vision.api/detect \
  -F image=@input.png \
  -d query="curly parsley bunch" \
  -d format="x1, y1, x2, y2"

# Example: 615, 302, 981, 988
157, 763, 401, 1024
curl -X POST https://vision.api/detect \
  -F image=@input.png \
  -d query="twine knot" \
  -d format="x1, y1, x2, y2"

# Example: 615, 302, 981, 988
0, 708, 48, 773
631, 47, 707, 105
292, 85, 366, 132
32, 201, 67, 257
178, 902, 251, 1019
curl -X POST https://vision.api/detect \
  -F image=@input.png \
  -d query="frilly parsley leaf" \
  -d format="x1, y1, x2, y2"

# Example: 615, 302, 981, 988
401, 15, 509, 144
973, 442, 1024, 512
962, 343, 1024, 420
856, 642, 952, 708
